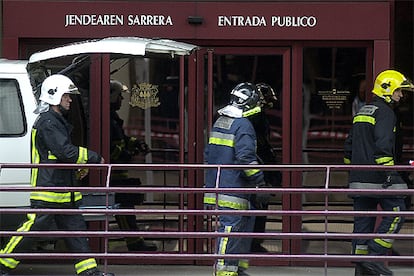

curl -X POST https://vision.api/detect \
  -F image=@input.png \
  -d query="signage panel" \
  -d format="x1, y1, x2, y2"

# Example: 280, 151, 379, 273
3, 1, 389, 40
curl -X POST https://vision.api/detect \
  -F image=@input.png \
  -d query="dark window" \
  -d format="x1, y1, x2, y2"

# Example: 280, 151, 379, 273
0, 79, 26, 136
302, 47, 367, 164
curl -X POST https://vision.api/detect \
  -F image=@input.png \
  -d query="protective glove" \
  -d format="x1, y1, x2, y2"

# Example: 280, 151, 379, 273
76, 168, 89, 180
135, 140, 150, 155
253, 182, 272, 209
382, 174, 392, 189
129, 137, 150, 156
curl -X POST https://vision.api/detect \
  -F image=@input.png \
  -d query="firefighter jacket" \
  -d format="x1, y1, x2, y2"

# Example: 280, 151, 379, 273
110, 110, 143, 179
30, 109, 102, 205
344, 96, 407, 190
109, 109, 146, 206
247, 109, 282, 187
204, 115, 265, 210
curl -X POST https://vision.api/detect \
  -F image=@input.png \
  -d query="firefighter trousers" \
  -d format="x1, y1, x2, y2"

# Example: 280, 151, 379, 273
0, 210, 98, 274
352, 196, 406, 256
215, 207, 255, 276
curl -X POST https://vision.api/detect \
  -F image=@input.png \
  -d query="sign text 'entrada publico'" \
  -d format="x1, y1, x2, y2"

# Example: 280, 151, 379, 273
65, 14, 318, 28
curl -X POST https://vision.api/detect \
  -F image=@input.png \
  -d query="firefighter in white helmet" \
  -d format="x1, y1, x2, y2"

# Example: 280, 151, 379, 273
0, 74, 114, 276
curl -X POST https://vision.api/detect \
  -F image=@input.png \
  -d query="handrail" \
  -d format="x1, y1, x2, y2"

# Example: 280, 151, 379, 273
0, 162, 413, 275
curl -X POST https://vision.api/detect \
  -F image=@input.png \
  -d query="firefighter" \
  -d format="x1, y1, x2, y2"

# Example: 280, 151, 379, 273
0, 74, 114, 276
109, 80, 157, 252
246, 83, 281, 253
344, 70, 414, 276
204, 82, 267, 276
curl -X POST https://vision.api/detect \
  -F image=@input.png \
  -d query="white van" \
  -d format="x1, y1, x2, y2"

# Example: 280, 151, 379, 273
0, 37, 198, 229
0, 60, 37, 209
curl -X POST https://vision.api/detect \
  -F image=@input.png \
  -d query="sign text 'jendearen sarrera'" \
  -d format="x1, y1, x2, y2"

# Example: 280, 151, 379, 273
65, 14, 318, 28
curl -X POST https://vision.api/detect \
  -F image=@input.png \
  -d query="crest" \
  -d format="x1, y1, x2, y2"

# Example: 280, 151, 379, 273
129, 82, 160, 109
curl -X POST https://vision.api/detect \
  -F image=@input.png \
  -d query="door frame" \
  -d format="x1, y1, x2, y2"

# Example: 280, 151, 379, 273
289, 41, 374, 265
192, 46, 292, 265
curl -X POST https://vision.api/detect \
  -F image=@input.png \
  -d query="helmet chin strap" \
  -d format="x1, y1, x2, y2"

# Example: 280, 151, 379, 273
383, 95, 393, 104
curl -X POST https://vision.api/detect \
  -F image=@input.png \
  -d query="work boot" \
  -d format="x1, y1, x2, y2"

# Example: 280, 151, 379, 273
250, 241, 268, 253
354, 262, 379, 275
360, 262, 393, 276
237, 268, 250, 276
0, 264, 10, 276
78, 269, 115, 276
127, 239, 157, 251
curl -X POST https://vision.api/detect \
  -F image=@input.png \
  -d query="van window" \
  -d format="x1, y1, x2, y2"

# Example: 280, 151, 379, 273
0, 79, 26, 136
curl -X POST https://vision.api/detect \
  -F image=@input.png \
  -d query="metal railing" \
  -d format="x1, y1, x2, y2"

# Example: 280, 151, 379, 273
0, 163, 413, 274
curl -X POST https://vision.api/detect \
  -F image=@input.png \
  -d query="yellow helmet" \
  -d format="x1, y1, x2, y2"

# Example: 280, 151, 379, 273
372, 70, 414, 103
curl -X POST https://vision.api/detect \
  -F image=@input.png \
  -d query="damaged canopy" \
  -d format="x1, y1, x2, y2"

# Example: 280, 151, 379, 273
26, 37, 198, 98
28, 37, 198, 64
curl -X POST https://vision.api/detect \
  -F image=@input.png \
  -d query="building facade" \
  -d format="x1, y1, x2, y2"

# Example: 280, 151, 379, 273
1, 0, 413, 266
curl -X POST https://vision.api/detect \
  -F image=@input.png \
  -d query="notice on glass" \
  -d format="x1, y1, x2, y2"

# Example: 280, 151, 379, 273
318, 89, 350, 109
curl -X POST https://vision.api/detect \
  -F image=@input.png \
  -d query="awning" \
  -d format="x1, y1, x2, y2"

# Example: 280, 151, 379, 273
28, 37, 198, 63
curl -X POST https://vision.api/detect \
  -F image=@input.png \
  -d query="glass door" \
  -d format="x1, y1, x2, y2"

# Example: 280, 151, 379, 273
299, 46, 369, 259
299, 45, 414, 260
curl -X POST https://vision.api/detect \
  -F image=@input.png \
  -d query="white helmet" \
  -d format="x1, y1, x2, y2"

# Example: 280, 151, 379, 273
39, 74, 79, 105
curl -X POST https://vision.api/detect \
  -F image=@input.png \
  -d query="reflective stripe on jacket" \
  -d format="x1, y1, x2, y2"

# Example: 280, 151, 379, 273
204, 115, 264, 202
203, 193, 251, 210
344, 97, 406, 188
30, 109, 102, 204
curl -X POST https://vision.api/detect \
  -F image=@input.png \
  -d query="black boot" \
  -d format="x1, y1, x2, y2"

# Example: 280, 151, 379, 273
0, 265, 10, 276
78, 269, 115, 276
354, 262, 379, 275
237, 268, 250, 276
250, 239, 268, 253
360, 261, 393, 276
127, 238, 157, 251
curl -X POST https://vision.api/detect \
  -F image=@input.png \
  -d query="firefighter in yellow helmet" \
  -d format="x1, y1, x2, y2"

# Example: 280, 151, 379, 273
0, 74, 114, 276
344, 70, 414, 276
109, 80, 157, 252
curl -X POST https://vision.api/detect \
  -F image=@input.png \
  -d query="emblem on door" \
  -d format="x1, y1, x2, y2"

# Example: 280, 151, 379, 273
129, 82, 161, 109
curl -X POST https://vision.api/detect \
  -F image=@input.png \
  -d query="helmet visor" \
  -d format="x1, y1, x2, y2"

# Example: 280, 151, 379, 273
67, 83, 80, 94
400, 79, 414, 91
